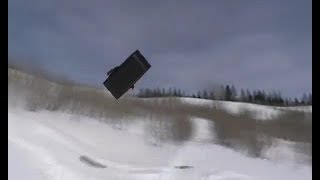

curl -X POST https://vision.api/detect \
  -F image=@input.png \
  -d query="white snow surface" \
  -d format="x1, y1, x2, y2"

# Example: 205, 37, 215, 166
179, 97, 312, 120
8, 105, 311, 180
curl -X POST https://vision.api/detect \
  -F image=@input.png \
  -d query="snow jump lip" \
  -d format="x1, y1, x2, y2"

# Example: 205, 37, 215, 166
103, 50, 151, 99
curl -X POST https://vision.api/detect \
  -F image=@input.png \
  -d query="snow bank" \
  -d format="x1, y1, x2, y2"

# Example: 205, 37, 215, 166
261, 138, 312, 165
8, 141, 44, 180
8, 108, 311, 180
180, 97, 311, 120
167, 142, 311, 180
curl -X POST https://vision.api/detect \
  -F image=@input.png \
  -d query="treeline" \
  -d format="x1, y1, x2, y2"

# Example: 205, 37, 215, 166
136, 85, 312, 107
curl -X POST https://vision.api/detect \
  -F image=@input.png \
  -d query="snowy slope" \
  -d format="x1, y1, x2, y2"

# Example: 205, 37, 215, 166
8, 107, 311, 180
8, 141, 44, 180
8, 68, 312, 180
179, 97, 312, 120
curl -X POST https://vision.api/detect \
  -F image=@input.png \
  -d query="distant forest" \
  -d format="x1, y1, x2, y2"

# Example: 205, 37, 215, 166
136, 85, 312, 107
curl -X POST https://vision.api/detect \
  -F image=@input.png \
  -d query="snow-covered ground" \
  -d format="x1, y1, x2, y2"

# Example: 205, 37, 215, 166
8, 68, 312, 179
8, 105, 311, 180
179, 97, 312, 120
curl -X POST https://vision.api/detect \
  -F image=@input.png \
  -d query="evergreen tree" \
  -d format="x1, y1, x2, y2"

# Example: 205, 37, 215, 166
240, 88, 246, 102
261, 90, 267, 104
287, 97, 293, 106
231, 85, 237, 101
252, 90, 258, 102
169, 87, 172, 96
301, 93, 308, 105
146, 88, 152, 97
197, 91, 201, 99
284, 98, 289, 106
308, 93, 312, 105
202, 90, 208, 99
178, 89, 182, 97
246, 89, 253, 103
161, 88, 166, 97
225, 85, 232, 101
181, 90, 186, 97
173, 88, 178, 97
294, 98, 300, 106
156, 88, 161, 97
219, 85, 225, 100
266, 92, 271, 105
209, 90, 215, 100
138, 88, 144, 97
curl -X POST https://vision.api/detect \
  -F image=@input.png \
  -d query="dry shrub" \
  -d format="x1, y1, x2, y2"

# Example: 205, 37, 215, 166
259, 110, 312, 144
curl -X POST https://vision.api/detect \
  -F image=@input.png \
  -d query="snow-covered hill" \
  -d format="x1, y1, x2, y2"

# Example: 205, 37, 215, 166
8, 68, 312, 180
139, 97, 311, 120
8, 108, 311, 180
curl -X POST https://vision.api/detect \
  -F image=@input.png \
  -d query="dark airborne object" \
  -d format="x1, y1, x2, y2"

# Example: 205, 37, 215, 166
103, 50, 151, 99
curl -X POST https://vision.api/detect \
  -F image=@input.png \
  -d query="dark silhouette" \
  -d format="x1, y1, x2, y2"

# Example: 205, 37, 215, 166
107, 66, 134, 89
107, 66, 120, 76
103, 50, 151, 99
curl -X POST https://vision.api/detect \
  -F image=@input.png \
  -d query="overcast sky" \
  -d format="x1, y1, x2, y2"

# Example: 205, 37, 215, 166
9, 0, 312, 97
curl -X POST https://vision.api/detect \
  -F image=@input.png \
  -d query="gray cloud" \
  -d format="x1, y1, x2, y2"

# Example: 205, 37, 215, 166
9, 0, 311, 97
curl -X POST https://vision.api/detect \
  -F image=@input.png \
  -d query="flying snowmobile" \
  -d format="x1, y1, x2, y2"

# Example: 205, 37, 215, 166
103, 50, 151, 99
